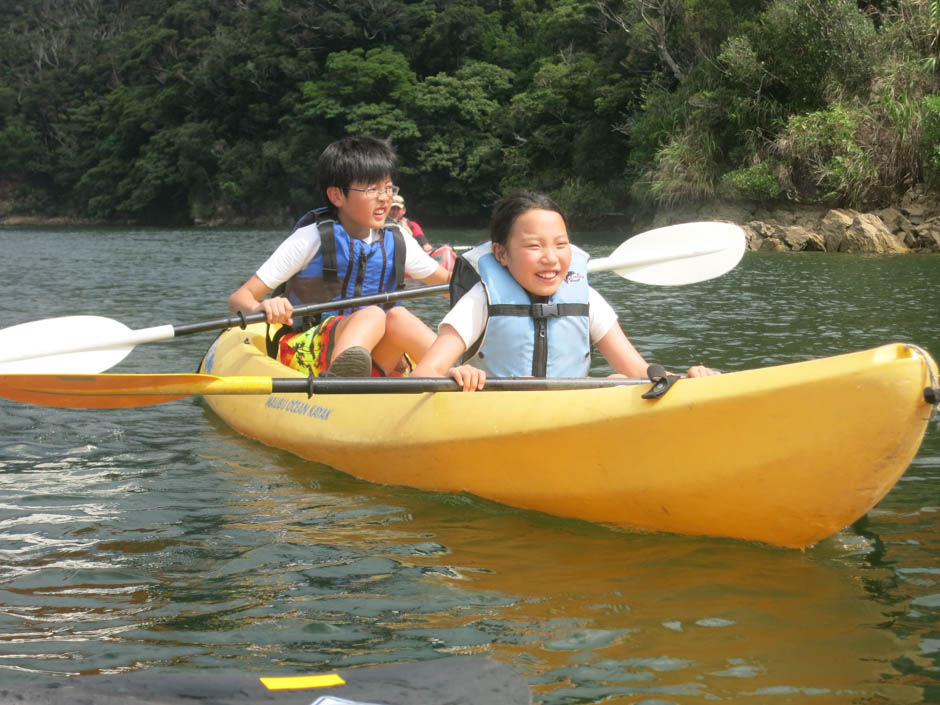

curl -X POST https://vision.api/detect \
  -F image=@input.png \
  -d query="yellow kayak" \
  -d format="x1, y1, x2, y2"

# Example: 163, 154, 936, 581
199, 323, 938, 548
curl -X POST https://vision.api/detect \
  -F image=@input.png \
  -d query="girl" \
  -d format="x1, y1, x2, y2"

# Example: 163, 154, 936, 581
411, 191, 718, 390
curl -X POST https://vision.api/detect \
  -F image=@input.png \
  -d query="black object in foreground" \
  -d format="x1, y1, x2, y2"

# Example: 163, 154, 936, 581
0, 656, 530, 705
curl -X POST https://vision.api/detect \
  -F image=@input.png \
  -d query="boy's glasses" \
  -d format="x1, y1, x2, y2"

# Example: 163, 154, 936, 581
345, 185, 400, 199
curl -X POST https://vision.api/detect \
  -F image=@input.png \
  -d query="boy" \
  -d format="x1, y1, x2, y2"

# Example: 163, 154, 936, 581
229, 136, 451, 377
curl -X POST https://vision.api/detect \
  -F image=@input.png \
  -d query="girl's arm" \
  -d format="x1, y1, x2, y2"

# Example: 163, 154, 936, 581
411, 324, 486, 391
595, 322, 720, 378
594, 323, 650, 378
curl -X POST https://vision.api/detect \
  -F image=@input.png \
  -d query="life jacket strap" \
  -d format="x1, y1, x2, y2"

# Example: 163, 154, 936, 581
488, 303, 589, 319
485, 302, 590, 377
265, 323, 293, 360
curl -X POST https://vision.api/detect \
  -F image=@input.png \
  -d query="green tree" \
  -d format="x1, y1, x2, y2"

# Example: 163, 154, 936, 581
404, 61, 514, 216
2, 0, 940, 223
293, 47, 419, 140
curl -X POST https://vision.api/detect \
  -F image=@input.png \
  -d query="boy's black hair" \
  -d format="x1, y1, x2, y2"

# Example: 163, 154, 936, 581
316, 136, 398, 213
489, 190, 568, 248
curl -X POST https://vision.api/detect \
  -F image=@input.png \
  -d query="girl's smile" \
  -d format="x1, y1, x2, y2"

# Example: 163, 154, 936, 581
493, 208, 572, 297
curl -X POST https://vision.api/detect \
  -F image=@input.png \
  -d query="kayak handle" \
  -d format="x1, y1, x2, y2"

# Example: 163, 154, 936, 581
641, 364, 681, 399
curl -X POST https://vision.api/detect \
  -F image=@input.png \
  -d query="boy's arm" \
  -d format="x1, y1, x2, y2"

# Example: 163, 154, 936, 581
229, 227, 319, 325
229, 274, 294, 326
403, 233, 450, 284
420, 265, 452, 285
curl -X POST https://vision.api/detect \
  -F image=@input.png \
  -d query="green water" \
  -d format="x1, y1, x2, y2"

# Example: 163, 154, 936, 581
1, 225, 939, 704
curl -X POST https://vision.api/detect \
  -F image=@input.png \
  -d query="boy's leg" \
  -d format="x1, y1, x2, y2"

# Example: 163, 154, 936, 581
329, 305, 386, 363
371, 306, 436, 374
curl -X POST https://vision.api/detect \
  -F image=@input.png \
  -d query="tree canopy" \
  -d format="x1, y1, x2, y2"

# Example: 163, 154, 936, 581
1, 0, 939, 226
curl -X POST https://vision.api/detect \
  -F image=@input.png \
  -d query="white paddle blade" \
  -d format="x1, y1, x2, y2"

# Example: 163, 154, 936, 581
591, 222, 746, 286
0, 316, 137, 373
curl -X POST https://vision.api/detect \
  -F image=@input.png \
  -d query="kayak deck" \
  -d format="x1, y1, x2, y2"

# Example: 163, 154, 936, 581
199, 324, 937, 548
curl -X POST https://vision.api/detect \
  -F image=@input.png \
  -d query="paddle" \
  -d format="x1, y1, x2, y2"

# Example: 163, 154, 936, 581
0, 221, 745, 374
0, 284, 449, 375
0, 372, 654, 409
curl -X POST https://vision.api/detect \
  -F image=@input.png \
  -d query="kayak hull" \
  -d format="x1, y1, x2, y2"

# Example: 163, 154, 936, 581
200, 325, 937, 548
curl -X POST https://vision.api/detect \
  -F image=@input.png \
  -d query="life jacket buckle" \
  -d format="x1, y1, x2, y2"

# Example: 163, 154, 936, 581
530, 303, 559, 318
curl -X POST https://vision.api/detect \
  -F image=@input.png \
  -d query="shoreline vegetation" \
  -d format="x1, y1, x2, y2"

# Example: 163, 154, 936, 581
4, 186, 938, 254
3, 1, 940, 250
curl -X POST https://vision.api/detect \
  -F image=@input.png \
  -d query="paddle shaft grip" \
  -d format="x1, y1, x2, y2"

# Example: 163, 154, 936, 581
172, 284, 451, 337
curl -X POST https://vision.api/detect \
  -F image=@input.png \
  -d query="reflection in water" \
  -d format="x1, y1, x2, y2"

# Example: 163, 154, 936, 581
211, 449, 921, 704
0, 227, 938, 703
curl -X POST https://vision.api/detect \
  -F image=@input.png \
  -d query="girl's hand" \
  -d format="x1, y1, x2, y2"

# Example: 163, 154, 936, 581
261, 296, 294, 326
449, 364, 486, 392
686, 365, 720, 378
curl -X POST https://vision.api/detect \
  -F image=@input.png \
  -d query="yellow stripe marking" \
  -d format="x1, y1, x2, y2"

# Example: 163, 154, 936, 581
259, 673, 346, 690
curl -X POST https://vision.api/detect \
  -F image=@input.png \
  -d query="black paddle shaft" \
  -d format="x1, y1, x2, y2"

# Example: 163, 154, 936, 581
268, 376, 652, 395
172, 284, 450, 337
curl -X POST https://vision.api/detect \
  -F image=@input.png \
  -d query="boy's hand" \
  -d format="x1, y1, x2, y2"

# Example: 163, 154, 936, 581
261, 296, 294, 327
449, 365, 486, 392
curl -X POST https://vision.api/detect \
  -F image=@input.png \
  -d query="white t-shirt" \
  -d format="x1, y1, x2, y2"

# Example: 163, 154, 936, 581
441, 282, 619, 349
256, 222, 439, 290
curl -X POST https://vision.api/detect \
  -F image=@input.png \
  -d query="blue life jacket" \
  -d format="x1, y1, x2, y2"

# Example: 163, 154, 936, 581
454, 243, 592, 378
282, 209, 405, 330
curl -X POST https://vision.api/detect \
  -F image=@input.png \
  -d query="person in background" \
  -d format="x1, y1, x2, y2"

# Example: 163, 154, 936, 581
411, 190, 719, 390
228, 136, 450, 378
389, 194, 433, 252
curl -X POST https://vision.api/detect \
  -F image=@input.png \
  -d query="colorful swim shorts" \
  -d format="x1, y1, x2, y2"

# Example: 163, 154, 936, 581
276, 315, 344, 376
276, 315, 414, 377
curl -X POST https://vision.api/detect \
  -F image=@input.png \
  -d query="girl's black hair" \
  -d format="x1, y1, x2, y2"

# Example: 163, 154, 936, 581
489, 190, 568, 247
316, 136, 398, 213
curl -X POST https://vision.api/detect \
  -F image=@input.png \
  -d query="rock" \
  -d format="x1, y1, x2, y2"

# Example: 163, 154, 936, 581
913, 220, 940, 251
815, 209, 908, 253
740, 224, 765, 251
818, 209, 855, 252
899, 183, 940, 226
758, 237, 788, 252
875, 206, 913, 235
902, 202, 930, 224
850, 213, 909, 253
646, 187, 939, 253
781, 225, 825, 251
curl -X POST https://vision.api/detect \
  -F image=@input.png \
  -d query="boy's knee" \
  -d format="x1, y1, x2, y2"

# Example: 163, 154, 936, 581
384, 306, 416, 328
337, 306, 387, 340
352, 305, 387, 324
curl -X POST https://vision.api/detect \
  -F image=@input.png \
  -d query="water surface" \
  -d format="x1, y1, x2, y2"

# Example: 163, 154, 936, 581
1, 226, 938, 704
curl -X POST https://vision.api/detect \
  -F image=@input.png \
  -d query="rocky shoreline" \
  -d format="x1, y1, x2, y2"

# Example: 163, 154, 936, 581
4, 186, 940, 253
648, 184, 940, 253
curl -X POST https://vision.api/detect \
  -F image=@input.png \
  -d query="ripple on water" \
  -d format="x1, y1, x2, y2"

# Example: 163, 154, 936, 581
1, 231, 939, 703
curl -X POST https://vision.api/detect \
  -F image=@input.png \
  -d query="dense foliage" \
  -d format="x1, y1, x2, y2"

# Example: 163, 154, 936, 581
1, 0, 939, 226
